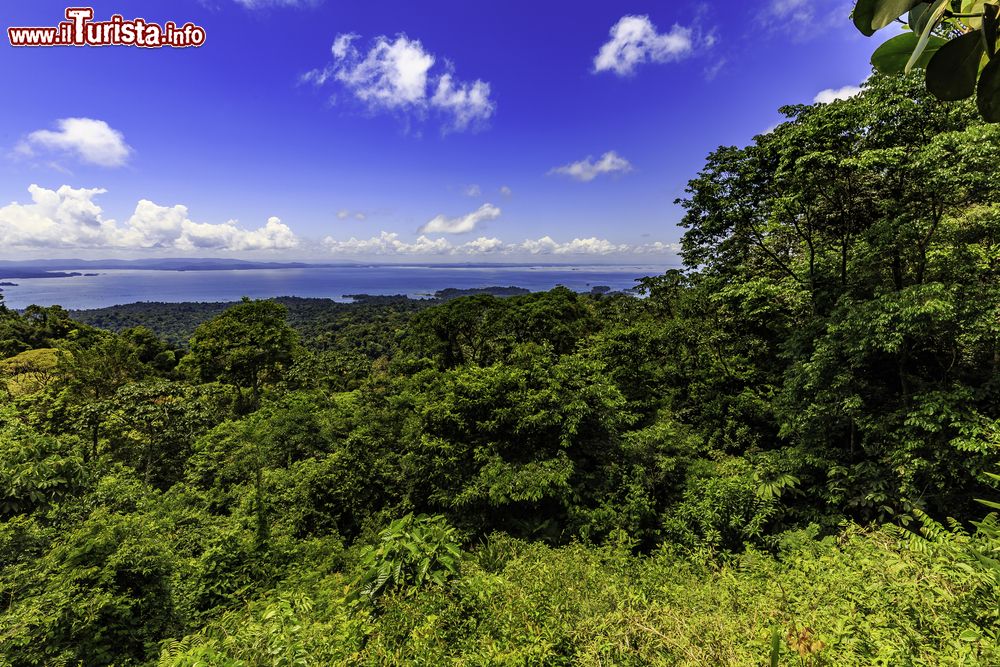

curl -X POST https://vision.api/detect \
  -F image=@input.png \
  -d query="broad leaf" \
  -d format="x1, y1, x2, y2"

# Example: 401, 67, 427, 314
977, 55, 1000, 121
908, 2, 932, 32
854, 0, 924, 36
871, 32, 946, 73
906, 0, 950, 73
960, 0, 986, 29
926, 30, 985, 100
985, 3, 999, 57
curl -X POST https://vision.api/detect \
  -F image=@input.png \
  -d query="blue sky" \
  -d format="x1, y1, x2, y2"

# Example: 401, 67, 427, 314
0, 0, 881, 262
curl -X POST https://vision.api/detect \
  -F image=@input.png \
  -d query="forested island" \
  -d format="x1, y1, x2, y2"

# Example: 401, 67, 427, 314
0, 74, 998, 665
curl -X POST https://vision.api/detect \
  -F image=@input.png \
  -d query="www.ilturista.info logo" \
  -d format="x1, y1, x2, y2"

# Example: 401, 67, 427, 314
8, 8, 206, 48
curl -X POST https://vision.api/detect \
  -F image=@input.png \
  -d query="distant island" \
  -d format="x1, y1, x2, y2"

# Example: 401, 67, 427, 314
341, 294, 413, 304
346, 287, 532, 303
431, 286, 531, 300
0, 270, 93, 280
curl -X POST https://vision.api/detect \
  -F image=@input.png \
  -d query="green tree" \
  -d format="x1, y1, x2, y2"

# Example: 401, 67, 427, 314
103, 380, 214, 488
676, 73, 1000, 520
185, 298, 298, 410
55, 334, 145, 459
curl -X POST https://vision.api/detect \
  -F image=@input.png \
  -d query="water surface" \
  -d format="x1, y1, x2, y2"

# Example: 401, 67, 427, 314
0, 264, 671, 310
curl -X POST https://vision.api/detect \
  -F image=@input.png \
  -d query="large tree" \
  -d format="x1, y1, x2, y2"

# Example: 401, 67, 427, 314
186, 298, 298, 409
676, 73, 1000, 520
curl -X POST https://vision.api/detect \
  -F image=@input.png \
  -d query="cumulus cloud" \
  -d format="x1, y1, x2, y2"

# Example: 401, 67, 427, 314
519, 236, 626, 255
430, 74, 495, 132
303, 33, 495, 132
323, 231, 452, 255
0, 185, 121, 248
18, 118, 131, 168
515, 237, 679, 255
594, 15, 696, 76
550, 151, 633, 182
813, 85, 863, 104
464, 184, 482, 197
499, 185, 512, 197
124, 202, 298, 251
419, 203, 501, 234
0, 185, 298, 251
460, 236, 506, 254
322, 231, 680, 257
634, 241, 682, 254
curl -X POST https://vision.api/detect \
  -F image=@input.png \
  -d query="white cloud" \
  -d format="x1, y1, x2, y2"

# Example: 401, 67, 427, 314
0, 185, 298, 251
550, 151, 633, 182
303, 33, 495, 132
813, 85, 863, 104
335, 35, 433, 107
460, 236, 506, 254
464, 184, 481, 197
758, 0, 852, 37
634, 241, 682, 254
704, 58, 726, 81
519, 236, 629, 255
139, 206, 298, 252
0, 185, 121, 248
121, 199, 299, 251
233, 0, 320, 7
430, 74, 495, 132
765, 0, 814, 22
594, 15, 695, 76
419, 203, 501, 234
499, 185, 512, 197
323, 231, 451, 255
337, 209, 367, 221
322, 231, 681, 257
331, 33, 357, 59
18, 118, 131, 168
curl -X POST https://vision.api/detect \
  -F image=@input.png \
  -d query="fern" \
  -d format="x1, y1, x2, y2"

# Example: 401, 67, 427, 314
157, 635, 209, 666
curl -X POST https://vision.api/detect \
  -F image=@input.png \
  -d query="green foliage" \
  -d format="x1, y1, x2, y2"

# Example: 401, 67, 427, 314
2, 69, 999, 665
677, 73, 998, 520
186, 298, 298, 408
159, 525, 1000, 665
871, 31, 947, 74
663, 457, 781, 552
0, 473, 180, 666
0, 348, 59, 397
0, 304, 97, 359
0, 408, 87, 517
853, 0, 1000, 120
104, 380, 216, 488
353, 513, 462, 603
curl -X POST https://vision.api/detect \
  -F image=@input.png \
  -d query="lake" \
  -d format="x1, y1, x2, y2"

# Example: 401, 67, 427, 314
0, 264, 672, 310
